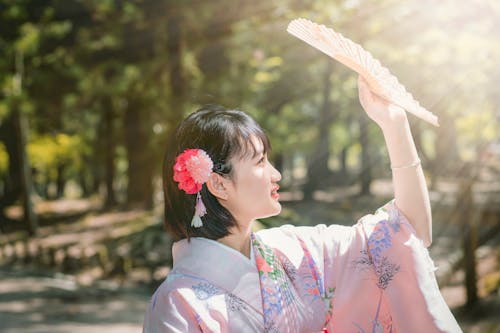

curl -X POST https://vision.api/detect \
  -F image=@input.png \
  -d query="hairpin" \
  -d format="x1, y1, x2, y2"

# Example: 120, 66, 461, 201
173, 149, 213, 227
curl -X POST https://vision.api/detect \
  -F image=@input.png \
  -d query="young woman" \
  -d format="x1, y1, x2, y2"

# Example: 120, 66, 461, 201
143, 77, 462, 332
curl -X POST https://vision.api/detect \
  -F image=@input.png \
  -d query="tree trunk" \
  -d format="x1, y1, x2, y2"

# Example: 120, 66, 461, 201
78, 171, 90, 198
195, 11, 232, 105
78, 155, 92, 197
458, 164, 478, 308
56, 163, 66, 198
303, 61, 334, 200
124, 99, 153, 209
13, 106, 38, 235
0, 112, 22, 225
167, 14, 186, 126
103, 98, 117, 208
338, 145, 349, 185
434, 111, 459, 176
359, 112, 372, 196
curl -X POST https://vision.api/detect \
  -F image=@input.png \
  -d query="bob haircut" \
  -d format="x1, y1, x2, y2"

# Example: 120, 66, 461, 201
163, 104, 271, 241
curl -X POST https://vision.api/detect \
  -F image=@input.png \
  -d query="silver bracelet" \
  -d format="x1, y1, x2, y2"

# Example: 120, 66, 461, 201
391, 158, 421, 170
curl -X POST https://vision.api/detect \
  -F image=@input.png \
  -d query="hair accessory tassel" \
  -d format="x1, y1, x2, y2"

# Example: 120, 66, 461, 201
191, 192, 207, 228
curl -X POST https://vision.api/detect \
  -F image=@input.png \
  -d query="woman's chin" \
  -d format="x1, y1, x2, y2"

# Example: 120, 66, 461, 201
263, 205, 282, 218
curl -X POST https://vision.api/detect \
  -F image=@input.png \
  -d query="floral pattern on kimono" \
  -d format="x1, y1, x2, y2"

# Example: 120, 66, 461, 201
350, 220, 402, 332
251, 233, 329, 332
256, 200, 462, 333
143, 200, 462, 333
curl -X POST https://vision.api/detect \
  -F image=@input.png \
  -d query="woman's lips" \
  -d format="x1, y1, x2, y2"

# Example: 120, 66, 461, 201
271, 185, 280, 199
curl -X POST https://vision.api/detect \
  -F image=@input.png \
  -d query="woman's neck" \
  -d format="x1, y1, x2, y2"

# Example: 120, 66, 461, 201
217, 221, 253, 259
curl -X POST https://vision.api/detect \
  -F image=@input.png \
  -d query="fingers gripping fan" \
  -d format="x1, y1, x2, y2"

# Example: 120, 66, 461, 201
287, 18, 439, 127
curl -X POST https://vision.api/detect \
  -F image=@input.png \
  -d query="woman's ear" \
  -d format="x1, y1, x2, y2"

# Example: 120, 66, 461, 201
206, 173, 229, 200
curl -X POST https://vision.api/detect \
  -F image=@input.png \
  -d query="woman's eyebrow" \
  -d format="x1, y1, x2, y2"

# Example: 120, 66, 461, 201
253, 149, 264, 159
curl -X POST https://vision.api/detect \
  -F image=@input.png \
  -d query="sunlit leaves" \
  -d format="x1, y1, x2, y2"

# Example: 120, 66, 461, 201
456, 107, 497, 161
45, 20, 73, 38
85, 32, 120, 52
88, 0, 117, 21
252, 56, 283, 85
0, 142, 8, 176
28, 134, 86, 181
15, 22, 40, 54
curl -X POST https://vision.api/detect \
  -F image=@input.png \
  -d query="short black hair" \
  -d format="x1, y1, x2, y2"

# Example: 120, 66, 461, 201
162, 104, 271, 241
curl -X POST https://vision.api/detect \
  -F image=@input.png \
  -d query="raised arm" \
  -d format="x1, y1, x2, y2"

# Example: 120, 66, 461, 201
357, 76, 432, 247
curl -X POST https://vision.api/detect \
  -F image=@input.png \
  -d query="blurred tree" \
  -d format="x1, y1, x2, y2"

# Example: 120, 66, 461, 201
0, 1, 49, 232
303, 60, 335, 200
0, 0, 497, 226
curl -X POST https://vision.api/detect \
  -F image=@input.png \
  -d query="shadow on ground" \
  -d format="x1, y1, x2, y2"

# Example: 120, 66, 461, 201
0, 267, 149, 333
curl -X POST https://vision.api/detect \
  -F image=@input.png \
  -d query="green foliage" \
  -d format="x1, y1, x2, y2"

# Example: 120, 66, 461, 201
0, 0, 498, 201
28, 134, 86, 182
0, 100, 9, 120
0, 142, 8, 176
15, 22, 40, 54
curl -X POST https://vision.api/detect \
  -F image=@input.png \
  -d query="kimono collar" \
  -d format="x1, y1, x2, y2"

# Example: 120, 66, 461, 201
172, 235, 264, 316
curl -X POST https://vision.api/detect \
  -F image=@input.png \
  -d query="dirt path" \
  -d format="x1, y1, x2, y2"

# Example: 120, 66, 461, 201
0, 267, 150, 333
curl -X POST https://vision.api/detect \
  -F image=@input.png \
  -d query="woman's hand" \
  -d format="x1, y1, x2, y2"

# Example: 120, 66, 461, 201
357, 75, 408, 130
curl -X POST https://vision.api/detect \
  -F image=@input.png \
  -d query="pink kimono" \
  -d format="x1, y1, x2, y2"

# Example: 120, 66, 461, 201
143, 200, 462, 332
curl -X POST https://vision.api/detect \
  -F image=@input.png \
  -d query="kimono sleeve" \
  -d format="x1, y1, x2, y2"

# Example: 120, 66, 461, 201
280, 199, 462, 332
143, 288, 202, 333
353, 199, 462, 332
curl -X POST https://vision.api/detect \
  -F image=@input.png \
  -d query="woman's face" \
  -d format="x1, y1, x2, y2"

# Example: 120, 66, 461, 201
223, 136, 282, 225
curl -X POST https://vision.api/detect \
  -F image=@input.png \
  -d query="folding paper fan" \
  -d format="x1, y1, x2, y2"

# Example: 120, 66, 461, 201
287, 18, 439, 127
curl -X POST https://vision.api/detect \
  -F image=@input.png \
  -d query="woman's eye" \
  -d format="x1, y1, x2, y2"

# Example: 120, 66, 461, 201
258, 156, 266, 164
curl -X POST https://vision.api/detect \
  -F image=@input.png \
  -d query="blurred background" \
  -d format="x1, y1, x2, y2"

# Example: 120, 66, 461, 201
0, 0, 498, 332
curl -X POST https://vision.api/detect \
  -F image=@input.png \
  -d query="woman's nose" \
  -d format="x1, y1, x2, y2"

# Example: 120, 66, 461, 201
271, 163, 282, 182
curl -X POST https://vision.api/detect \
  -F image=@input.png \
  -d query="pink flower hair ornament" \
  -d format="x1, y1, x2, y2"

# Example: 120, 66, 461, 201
173, 149, 214, 228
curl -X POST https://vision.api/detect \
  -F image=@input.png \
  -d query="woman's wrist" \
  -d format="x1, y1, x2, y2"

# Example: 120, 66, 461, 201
381, 116, 420, 170
391, 158, 421, 170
